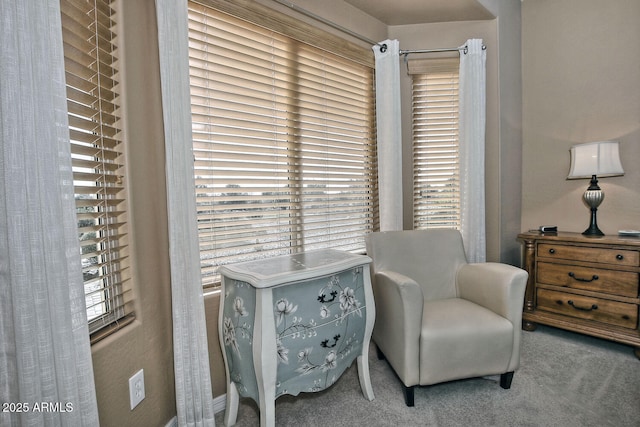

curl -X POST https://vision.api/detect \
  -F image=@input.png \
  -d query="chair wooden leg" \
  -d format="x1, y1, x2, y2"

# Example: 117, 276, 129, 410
375, 345, 415, 406
375, 344, 385, 361
500, 371, 514, 389
403, 385, 415, 407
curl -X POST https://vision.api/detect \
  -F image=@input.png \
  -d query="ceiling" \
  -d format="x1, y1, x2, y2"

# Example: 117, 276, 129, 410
343, 0, 495, 26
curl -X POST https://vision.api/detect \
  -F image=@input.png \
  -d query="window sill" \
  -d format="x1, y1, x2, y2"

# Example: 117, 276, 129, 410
89, 313, 136, 345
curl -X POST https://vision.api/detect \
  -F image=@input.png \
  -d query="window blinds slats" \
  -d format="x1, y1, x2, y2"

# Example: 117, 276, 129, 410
71, 155, 121, 170
194, 193, 370, 209
189, 0, 373, 68
62, 0, 131, 335
70, 142, 121, 160
189, 44, 368, 94
188, 73, 369, 119
191, 113, 368, 139
69, 130, 118, 149
412, 63, 461, 230
68, 115, 119, 139
192, 121, 367, 146
61, 0, 92, 25
80, 239, 127, 259
188, 2, 375, 286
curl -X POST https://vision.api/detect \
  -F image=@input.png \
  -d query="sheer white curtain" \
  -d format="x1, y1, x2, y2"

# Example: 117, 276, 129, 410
373, 40, 404, 231
0, 2, 99, 426
155, 0, 216, 425
458, 39, 487, 262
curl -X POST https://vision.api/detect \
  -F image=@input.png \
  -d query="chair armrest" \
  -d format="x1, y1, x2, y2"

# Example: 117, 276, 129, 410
457, 263, 528, 324
371, 270, 423, 386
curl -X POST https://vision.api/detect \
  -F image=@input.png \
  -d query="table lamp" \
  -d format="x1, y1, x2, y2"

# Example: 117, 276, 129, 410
567, 141, 624, 236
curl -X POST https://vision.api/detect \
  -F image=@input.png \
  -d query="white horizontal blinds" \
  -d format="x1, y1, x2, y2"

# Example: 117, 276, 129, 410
61, 0, 132, 334
295, 45, 376, 251
410, 58, 461, 229
188, 3, 375, 286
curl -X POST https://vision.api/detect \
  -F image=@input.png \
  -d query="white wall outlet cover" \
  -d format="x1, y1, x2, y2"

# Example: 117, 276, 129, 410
129, 369, 145, 410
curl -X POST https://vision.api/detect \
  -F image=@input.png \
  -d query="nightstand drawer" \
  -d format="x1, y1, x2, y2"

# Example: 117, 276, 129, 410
537, 262, 638, 298
538, 243, 639, 267
537, 288, 637, 329
276, 309, 367, 396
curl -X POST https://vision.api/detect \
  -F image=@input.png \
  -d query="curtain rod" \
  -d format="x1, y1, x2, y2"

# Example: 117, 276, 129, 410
271, 0, 384, 48
400, 45, 486, 56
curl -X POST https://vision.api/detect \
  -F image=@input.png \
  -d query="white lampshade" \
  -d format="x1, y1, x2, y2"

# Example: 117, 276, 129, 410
567, 140, 624, 179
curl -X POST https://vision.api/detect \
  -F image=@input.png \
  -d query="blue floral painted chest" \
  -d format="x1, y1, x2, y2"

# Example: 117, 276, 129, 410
218, 249, 375, 427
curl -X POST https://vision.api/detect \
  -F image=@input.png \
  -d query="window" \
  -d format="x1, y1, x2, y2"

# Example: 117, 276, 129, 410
188, 1, 377, 286
61, 0, 133, 336
410, 58, 461, 229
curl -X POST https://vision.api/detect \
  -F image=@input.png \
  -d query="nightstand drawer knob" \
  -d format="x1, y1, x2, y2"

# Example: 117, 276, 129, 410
616, 254, 624, 260
568, 300, 598, 312
568, 272, 598, 282
548, 248, 555, 254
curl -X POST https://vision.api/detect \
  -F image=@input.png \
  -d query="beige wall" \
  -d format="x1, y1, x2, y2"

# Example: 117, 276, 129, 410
521, 0, 640, 234
479, 0, 524, 264
91, 1, 175, 426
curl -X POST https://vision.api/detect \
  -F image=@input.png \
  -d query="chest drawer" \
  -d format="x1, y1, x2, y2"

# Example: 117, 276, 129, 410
537, 262, 638, 298
536, 288, 638, 329
272, 267, 366, 329
275, 309, 366, 396
538, 243, 639, 267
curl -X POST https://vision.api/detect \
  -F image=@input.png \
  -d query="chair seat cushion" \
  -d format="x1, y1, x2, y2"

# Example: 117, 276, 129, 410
419, 298, 514, 386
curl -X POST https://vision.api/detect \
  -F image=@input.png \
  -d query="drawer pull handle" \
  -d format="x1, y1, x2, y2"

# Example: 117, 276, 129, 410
317, 290, 338, 303
321, 334, 341, 348
616, 254, 624, 261
568, 300, 598, 312
568, 272, 598, 282
548, 248, 556, 254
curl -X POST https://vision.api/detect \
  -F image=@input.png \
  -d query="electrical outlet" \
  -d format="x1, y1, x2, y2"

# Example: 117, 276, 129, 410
128, 369, 145, 410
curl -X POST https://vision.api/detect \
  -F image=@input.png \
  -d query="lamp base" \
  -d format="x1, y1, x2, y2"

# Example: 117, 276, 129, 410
582, 175, 604, 236
582, 215, 604, 236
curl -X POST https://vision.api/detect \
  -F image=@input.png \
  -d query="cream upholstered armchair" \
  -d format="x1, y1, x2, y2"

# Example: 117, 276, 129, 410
365, 230, 528, 406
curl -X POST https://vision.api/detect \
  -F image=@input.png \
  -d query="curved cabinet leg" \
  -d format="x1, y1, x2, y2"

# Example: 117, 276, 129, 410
357, 354, 375, 401
634, 347, 640, 360
224, 382, 239, 426
259, 394, 276, 427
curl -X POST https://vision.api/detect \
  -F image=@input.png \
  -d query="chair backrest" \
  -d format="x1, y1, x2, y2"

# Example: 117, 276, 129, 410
366, 229, 468, 301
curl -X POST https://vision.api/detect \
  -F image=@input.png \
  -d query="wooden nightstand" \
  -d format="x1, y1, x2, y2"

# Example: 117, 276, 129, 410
518, 231, 640, 359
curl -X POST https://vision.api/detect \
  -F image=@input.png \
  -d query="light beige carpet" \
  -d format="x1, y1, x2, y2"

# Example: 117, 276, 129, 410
215, 325, 640, 426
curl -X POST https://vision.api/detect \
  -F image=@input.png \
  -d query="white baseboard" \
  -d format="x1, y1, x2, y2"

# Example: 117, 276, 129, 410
213, 394, 226, 414
164, 395, 226, 427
